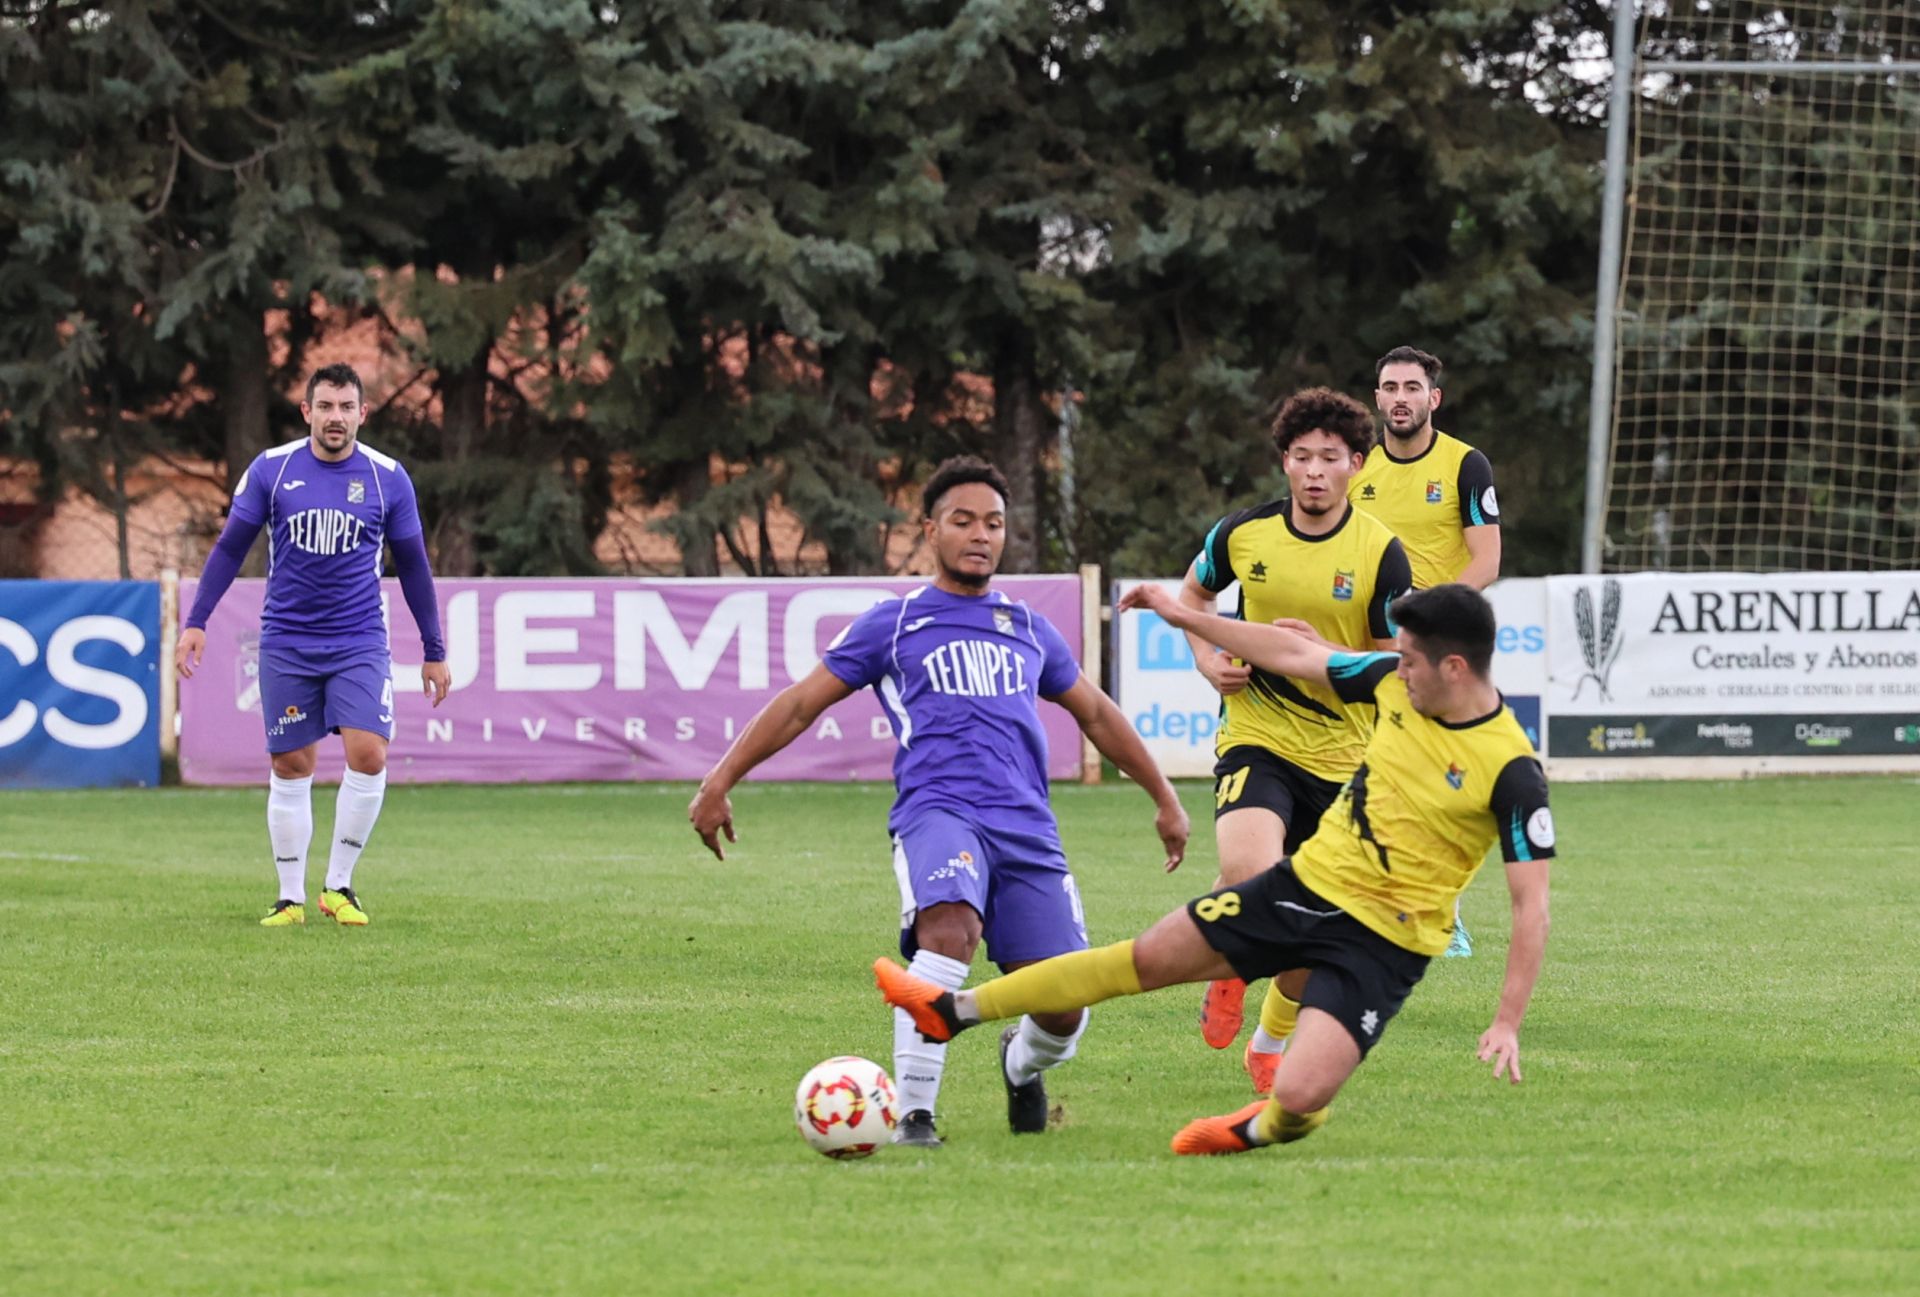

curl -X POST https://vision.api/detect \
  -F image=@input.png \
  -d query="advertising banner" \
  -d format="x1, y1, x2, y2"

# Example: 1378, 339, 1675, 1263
1545, 572, 1920, 758
0, 581, 161, 788
1112, 577, 1549, 777
178, 576, 1086, 786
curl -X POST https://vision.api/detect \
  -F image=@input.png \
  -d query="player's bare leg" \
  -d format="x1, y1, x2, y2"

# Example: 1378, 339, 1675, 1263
263, 743, 319, 926
320, 728, 388, 926
1173, 1007, 1357, 1155
1202, 807, 1285, 1047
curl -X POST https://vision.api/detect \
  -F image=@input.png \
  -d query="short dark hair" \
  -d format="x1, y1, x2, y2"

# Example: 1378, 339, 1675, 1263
1392, 584, 1496, 677
305, 363, 365, 405
1375, 346, 1442, 386
1270, 387, 1375, 459
923, 455, 1010, 517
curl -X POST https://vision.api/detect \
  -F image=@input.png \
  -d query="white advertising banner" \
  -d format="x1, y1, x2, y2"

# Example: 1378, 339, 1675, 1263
1545, 571, 1920, 759
1113, 577, 1549, 777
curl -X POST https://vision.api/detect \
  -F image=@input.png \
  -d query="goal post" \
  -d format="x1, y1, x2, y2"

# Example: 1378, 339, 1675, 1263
1586, 2, 1920, 574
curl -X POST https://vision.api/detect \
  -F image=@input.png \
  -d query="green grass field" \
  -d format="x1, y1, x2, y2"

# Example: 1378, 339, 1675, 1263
2, 776, 1917, 1295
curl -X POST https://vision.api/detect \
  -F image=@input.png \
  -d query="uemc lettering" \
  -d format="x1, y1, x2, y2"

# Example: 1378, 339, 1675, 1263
286, 508, 368, 556
404, 588, 895, 693
1651, 588, 1920, 634
922, 639, 1029, 697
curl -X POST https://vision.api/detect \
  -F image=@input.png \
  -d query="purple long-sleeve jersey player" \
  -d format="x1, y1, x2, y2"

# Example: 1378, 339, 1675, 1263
176, 365, 448, 927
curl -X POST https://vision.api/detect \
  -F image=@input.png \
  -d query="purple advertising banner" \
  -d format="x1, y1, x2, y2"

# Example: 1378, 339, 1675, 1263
178, 576, 1087, 786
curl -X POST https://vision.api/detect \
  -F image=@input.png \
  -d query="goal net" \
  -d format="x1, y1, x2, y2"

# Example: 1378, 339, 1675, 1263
1598, 1, 1920, 572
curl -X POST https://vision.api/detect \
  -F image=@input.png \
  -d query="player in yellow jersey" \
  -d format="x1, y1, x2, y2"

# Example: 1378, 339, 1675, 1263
1351, 346, 1502, 591
1351, 346, 1504, 959
875, 582, 1554, 1156
1179, 389, 1411, 1078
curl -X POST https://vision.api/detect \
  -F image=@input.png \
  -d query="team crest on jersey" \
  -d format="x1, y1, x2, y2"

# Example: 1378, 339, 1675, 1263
347, 479, 366, 503
993, 608, 1014, 635
1445, 762, 1466, 790
1331, 569, 1355, 601
1425, 479, 1444, 504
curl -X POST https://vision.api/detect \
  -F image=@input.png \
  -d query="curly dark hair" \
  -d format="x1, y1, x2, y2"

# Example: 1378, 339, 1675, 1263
1375, 345, 1443, 386
923, 455, 1010, 517
305, 362, 365, 405
1269, 387, 1375, 458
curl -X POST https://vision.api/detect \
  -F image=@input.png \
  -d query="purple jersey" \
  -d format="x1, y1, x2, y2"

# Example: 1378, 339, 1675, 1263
229, 439, 423, 650
823, 585, 1082, 836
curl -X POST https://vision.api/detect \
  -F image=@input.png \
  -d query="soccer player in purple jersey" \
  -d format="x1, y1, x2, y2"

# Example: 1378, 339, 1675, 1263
689, 457, 1190, 1147
175, 363, 451, 927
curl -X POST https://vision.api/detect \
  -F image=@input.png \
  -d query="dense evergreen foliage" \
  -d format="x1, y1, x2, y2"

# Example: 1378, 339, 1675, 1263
3, 1, 1613, 577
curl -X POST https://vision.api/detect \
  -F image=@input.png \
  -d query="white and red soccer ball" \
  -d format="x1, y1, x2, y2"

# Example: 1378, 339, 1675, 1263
794, 1056, 897, 1159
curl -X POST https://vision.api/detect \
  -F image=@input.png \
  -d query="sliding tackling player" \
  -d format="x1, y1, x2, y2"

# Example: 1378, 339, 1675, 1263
878, 581, 1553, 1156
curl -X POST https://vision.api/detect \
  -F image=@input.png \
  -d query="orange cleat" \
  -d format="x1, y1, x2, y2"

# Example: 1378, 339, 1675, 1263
873, 958, 966, 1043
1171, 1100, 1268, 1156
1199, 977, 1247, 1049
1244, 1039, 1285, 1095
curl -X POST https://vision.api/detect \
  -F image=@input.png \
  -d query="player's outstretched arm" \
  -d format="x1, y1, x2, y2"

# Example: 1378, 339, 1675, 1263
688, 664, 855, 861
1479, 857, 1550, 1084
1047, 675, 1190, 871
176, 511, 266, 680
1120, 583, 1333, 683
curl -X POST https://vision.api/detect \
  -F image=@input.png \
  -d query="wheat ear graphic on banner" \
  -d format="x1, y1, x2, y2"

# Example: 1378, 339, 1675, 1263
1572, 580, 1623, 702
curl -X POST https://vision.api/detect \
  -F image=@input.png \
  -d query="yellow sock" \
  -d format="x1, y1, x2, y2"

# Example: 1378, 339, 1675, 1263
1251, 1100, 1328, 1146
1258, 982, 1301, 1040
973, 940, 1143, 1022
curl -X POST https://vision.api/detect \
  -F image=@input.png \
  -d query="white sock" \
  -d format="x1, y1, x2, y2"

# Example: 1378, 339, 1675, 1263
1249, 1026, 1290, 1055
893, 949, 969, 1116
325, 767, 387, 891
1003, 1011, 1088, 1088
267, 774, 313, 903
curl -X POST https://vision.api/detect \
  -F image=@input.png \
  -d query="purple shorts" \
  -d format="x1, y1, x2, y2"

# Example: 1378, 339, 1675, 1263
258, 643, 395, 754
891, 808, 1089, 967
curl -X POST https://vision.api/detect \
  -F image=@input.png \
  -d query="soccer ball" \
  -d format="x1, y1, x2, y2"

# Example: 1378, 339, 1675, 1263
794, 1056, 897, 1159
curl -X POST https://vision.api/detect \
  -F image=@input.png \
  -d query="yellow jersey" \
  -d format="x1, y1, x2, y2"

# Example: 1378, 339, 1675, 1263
1348, 430, 1498, 589
1292, 655, 1554, 956
1193, 502, 1411, 781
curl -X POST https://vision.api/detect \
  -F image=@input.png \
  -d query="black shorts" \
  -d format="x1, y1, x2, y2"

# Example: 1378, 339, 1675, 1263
1186, 862, 1430, 1057
1212, 746, 1342, 852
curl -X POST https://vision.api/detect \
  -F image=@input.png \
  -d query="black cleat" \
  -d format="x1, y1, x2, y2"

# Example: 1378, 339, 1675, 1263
892, 1108, 942, 1148
1001, 1026, 1049, 1134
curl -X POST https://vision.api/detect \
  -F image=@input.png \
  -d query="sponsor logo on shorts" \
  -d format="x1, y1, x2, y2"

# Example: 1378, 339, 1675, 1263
1360, 1009, 1380, 1036
926, 850, 979, 884
267, 704, 309, 736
